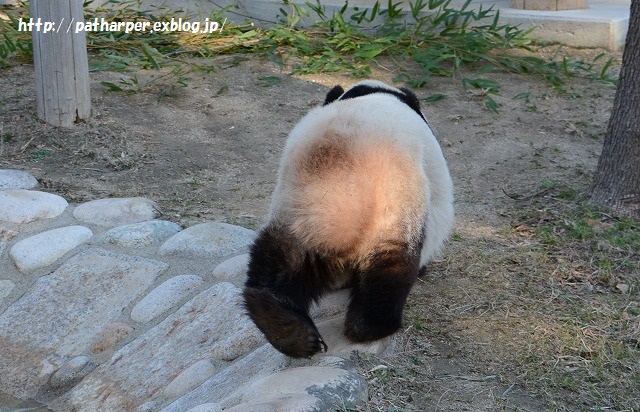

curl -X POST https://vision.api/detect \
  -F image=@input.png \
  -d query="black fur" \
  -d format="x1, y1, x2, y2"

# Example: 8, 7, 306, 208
344, 241, 421, 342
244, 223, 332, 358
243, 222, 424, 358
323, 84, 429, 125
323, 85, 345, 106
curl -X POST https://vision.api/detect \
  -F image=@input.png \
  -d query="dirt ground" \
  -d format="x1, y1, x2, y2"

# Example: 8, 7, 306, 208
1, 51, 635, 411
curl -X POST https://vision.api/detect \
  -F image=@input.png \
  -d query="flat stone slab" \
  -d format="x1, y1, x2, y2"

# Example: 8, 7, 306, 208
0, 169, 38, 190
54, 282, 266, 411
159, 223, 256, 259
232, 362, 368, 411
160, 344, 287, 412
9, 225, 94, 274
97, 220, 182, 248
73, 197, 161, 227
0, 190, 68, 224
0, 248, 167, 399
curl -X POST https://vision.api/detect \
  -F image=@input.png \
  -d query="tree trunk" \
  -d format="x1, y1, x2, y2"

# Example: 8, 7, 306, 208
589, 0, 640, 220
31, 0, 91, 127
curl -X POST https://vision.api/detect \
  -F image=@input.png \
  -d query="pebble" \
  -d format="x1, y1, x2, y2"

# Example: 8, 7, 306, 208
73, 197, 161, 227
212, 253, 250, 284
159, 222, 256, 259
49, 356, 93, 390
0, 190, 68, 224
9, 225, 93, 274
163, 358, 217, 399
0, 169, 39, 190
97, 220, 182, 248
130, 275, 204, 323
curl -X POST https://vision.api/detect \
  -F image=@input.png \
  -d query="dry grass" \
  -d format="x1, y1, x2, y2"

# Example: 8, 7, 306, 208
353, 186, 639, 411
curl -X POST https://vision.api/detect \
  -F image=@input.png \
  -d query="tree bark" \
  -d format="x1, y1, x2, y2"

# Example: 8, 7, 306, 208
589, 0, 640, 220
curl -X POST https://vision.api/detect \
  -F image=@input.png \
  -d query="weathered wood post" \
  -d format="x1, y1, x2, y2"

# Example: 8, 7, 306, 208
30, 0, 91, 127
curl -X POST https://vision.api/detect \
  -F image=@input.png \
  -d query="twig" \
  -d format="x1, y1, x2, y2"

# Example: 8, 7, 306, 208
502, 186, 552, 201
434, 374, 498, 382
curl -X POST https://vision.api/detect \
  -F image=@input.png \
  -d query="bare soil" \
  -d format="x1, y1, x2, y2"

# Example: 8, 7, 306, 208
2, 52, 637, 411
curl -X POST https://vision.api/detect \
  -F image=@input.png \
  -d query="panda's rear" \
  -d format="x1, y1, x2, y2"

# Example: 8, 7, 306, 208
283, 124, 428, 267
243, 81, 454, 358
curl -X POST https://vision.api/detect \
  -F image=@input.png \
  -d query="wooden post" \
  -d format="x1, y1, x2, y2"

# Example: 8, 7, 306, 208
31, 0, 91, 127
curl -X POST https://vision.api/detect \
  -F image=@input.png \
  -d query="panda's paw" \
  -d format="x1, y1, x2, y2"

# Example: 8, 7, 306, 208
270, 310, 327, 358
285, 322, 328, 358
243, 287, 327, 358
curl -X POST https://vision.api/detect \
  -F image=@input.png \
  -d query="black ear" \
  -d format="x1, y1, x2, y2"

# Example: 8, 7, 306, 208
323, 85, 344, 106
398, 87, 422, 115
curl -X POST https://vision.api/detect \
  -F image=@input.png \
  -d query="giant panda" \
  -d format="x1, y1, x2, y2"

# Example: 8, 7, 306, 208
243, 80, 454, 358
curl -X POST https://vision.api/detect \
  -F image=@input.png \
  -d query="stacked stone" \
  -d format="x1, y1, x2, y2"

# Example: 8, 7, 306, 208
0, 169, 381, 411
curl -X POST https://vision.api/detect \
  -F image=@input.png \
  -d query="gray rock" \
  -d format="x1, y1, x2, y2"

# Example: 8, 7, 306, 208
237, 365, 367, 411
0, 279, 15, 303
73, 197, 161, 227
0, 169, 38, 190
224, 394, 319, 412
49, 356, 93, 390
211, 254, 249, 284
90, 322, 135, 353
159, 223, 256, 259
161, 344, 287, 412
9, 225, 93, 274
98, 220, 182, 248
130, 275, 204, 323
0, 190, 68, 224
55, 282, 265, 411
0, 248, 167, 399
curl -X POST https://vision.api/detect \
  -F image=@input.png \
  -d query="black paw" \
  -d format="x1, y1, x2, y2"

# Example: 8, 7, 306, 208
273, 318, 328, 358
244, 287, 328, 358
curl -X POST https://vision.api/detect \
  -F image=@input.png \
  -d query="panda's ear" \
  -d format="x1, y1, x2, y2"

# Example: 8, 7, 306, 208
398, 87, 422, 114
323, 85, 345, 106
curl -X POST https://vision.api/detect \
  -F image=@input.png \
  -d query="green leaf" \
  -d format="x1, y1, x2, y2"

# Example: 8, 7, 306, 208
513, 91, 533, 101
485, 96, 500, 114
258, 76, 282, 87
141, 44, 161, 70
423, 93, 447, 102
100, 81, 124, 92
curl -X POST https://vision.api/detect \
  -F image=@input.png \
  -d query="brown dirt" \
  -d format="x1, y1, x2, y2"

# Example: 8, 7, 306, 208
2, 51, 635, 411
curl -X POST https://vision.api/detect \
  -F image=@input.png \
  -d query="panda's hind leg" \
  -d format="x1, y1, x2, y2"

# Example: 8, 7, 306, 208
344, 242, 420, 342
243, 223, 330, 358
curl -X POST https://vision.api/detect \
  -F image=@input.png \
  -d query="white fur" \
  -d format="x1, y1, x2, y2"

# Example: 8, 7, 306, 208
268, 80, 454, 269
